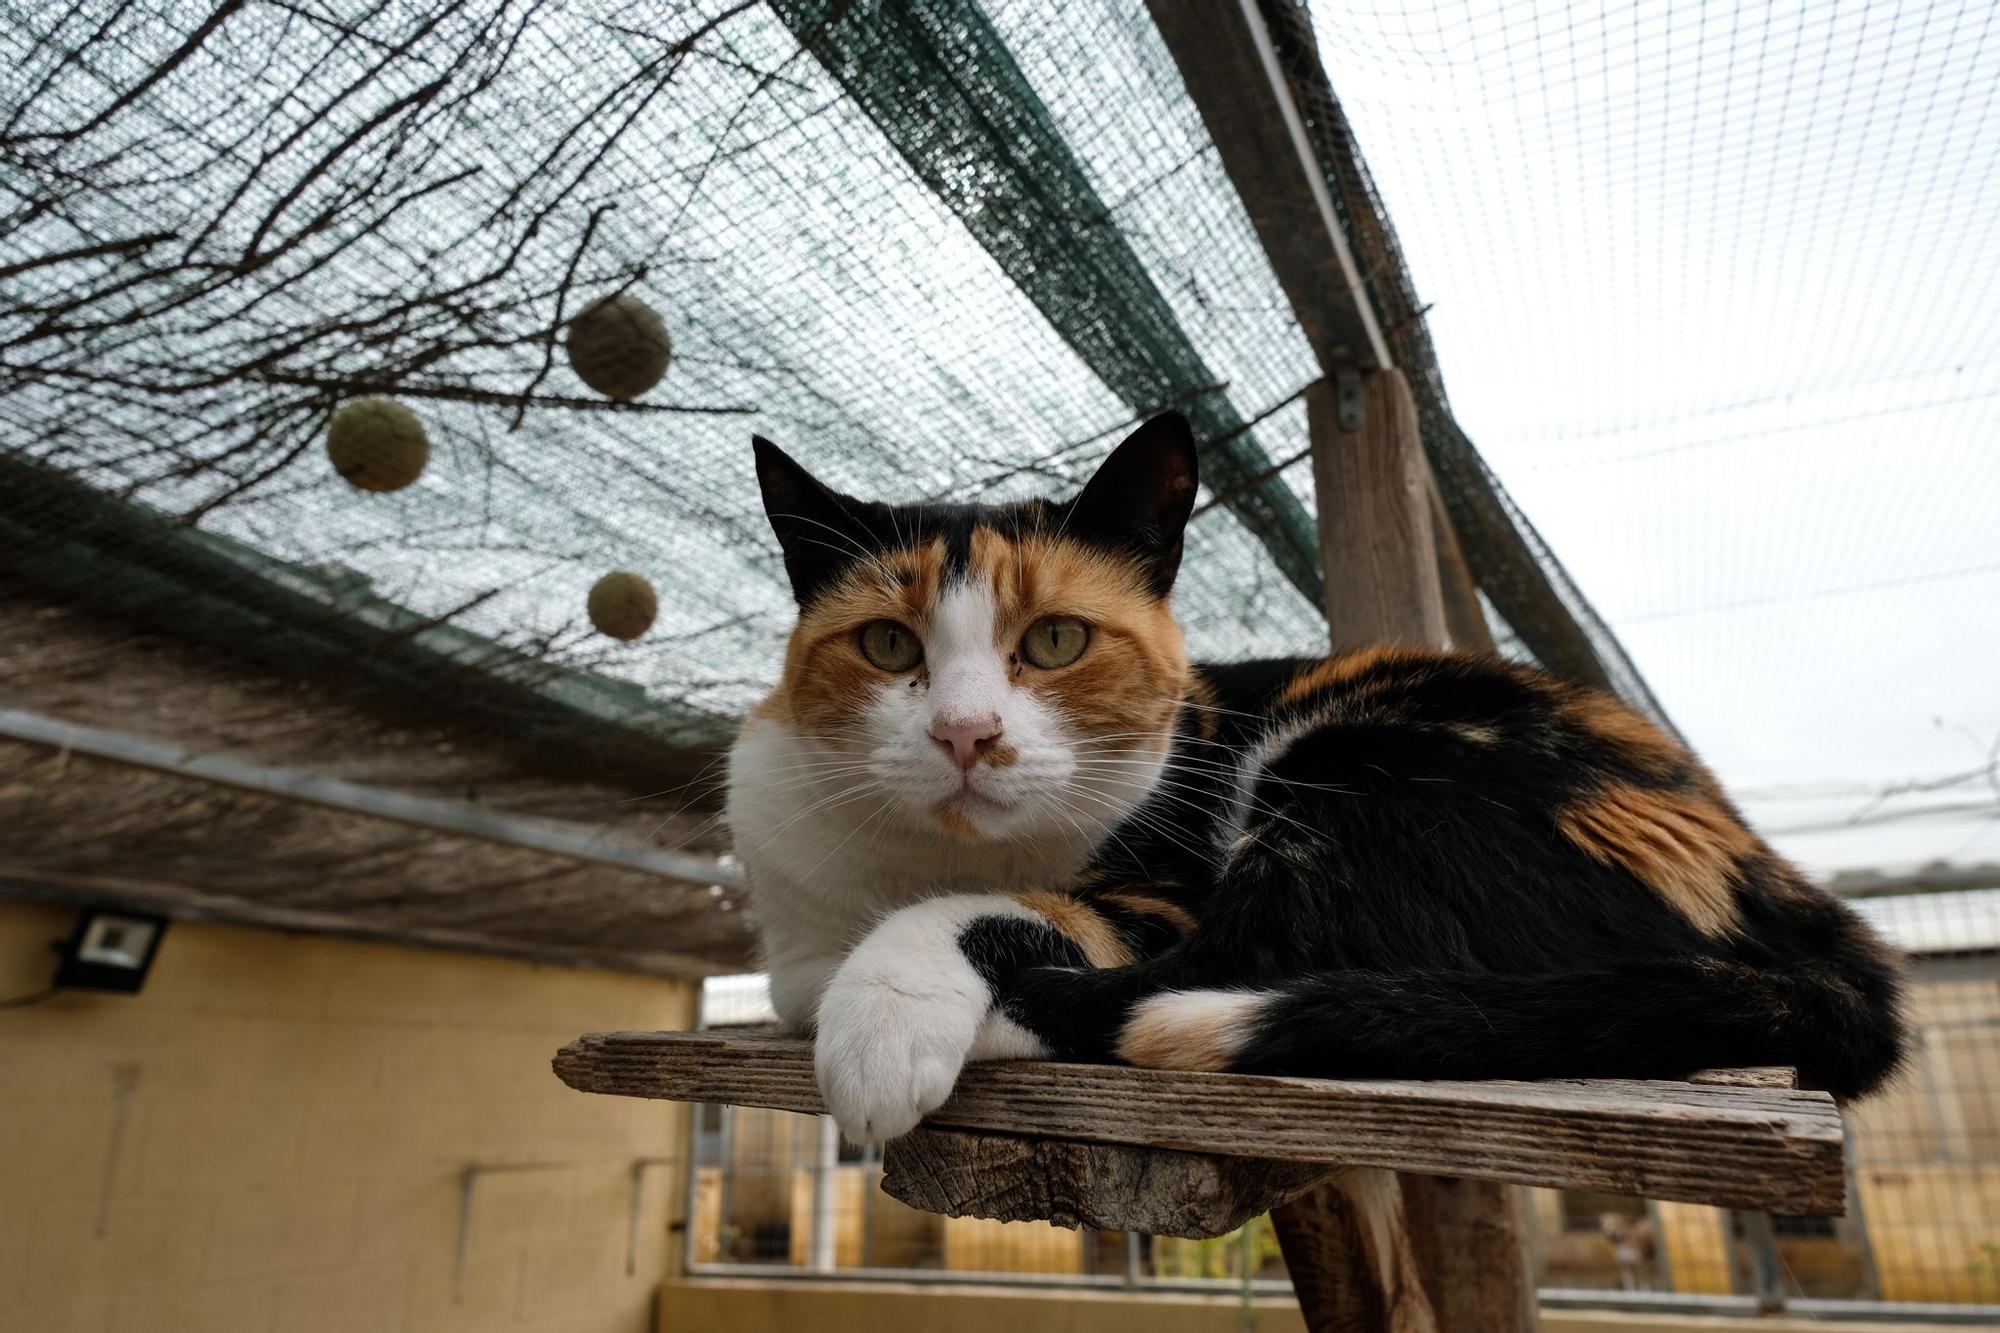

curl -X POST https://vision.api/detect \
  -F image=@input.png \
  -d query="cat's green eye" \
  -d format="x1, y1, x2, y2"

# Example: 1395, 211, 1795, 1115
858, 620, 923, 672
1020, 615, 1091, 669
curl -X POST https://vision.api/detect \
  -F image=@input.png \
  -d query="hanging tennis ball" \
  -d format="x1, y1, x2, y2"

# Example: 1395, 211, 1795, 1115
326, 397, 429, 493
566, 293, 672, 400
588, 570, 658, 641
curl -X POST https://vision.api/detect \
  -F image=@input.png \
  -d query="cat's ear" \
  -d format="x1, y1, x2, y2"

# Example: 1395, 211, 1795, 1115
1064, 412, 1199, 596
753, 436, 866, 606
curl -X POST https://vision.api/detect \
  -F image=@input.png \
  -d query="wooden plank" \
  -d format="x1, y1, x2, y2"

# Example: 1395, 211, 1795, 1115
1689, 1067, 1800, 1090
551, 1030, 1848, 1215
1309, 373, 1449, 653
880, 1126, 1330, 1239
1145, 0, 1388, 371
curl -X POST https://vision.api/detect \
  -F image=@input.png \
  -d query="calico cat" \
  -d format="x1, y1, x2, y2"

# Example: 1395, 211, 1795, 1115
725, 413, 1905, 1142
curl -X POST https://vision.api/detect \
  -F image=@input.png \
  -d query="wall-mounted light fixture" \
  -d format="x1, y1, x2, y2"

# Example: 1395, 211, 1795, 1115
53, 908, 168, 994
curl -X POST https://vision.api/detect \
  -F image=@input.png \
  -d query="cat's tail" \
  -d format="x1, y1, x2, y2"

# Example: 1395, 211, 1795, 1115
1105, 956, 1905, 1099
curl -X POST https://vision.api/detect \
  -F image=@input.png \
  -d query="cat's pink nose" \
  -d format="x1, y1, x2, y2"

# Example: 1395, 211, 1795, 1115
930, 715, 1002, 772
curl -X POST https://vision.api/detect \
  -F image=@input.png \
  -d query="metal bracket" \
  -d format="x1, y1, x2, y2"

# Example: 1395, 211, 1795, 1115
627, 1156, 678, 1275
1334, 370, 1364, 431
456, 1162, 571, 1301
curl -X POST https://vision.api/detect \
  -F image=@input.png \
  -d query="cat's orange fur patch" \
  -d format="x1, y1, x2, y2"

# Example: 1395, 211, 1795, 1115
1276, 645, 1432, 707
969, 526, 1188, 743
763, 522, 1188, 772
1095, 887, 1198, 936
777, 540, 947, 735
1561, 689, 1690, 782
1116, 991, 1268, 1071
1557, 783, 1755, 936
931, 805, 979, 840
1012, 890, 1133, 967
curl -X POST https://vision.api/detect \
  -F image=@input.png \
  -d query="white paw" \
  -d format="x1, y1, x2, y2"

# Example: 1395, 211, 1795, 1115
813, 961, 981, 1142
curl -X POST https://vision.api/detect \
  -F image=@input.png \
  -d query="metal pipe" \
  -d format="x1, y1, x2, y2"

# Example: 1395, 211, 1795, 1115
627, 1157, 678, 1276
807, 1116, 839, 1273
673, 1266, 2000, 1324
0, 706, 738, 887
455, 1162, 571, 1301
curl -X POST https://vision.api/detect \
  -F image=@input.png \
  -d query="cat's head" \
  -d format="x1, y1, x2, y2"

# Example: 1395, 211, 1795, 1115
749, 414, 1197, 845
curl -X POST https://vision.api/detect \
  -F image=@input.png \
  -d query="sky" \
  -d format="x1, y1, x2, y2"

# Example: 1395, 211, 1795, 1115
1306, 0, 2000, 875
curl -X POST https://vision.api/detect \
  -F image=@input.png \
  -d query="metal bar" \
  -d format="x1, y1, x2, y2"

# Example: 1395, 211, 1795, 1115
0, 705, 739, 887
808, 1115, 839, 1273
859, 1142, 879, 1270
714, 1105, 737, 1262
456, 1162, 571, 1301
673, 1265, 2000, 1324
93, 1064, 139, 1240
1643, 1199, 1675, 1294
682, 1111, 705, 1276
1843, 1119, 1882, 1301
1736, 1210, 1787, 1313
1789, 1298, 2000, 1324
1538, 1289, 1760, 1314
627, 1157, 678, 1276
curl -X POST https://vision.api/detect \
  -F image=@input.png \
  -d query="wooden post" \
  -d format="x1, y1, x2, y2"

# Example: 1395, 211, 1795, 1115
1296, 369, 1542, 1331
1401, 1175, 1539, 1331
1426, 478, 1497, 653
1410, 463, 1543, 1329
1309, 374, 1447, 654
1273, 1173, 1438, 1333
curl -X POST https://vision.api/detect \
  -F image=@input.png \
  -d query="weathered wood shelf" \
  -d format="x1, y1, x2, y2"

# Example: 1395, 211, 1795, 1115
552, 1029, 1845, 1218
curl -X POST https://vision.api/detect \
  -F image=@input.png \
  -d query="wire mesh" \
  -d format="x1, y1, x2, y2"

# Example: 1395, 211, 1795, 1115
0, 0, 1339, 760
0, 0, 1669, 774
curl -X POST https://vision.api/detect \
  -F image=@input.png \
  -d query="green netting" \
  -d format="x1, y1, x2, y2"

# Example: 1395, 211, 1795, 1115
0, 0, 1652, 760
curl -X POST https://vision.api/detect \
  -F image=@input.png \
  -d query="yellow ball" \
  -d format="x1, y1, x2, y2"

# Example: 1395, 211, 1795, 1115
588, 570, 658, 641
326, 397, 429, 493
566, 293, 672, 400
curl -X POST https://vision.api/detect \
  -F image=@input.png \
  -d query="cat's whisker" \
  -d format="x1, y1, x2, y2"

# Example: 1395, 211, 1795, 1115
1068, 754, 1362, 800
1076, 766, 1336, 847
739, 780, 891, 852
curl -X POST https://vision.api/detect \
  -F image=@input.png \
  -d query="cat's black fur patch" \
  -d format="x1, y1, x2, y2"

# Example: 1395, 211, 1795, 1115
753, 414, 1197, 605
959, 915, 1088, 993
999, 650, 1906, 1097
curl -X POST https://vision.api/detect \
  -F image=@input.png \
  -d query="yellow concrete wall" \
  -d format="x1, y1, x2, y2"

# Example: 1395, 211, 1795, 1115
1845, 972, 2000, 1303
1653, 1202, 1734, 1296
1857, 1162, 2000, 1303
0, 899, 695, 1333
941, 1215, 1087, 1275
